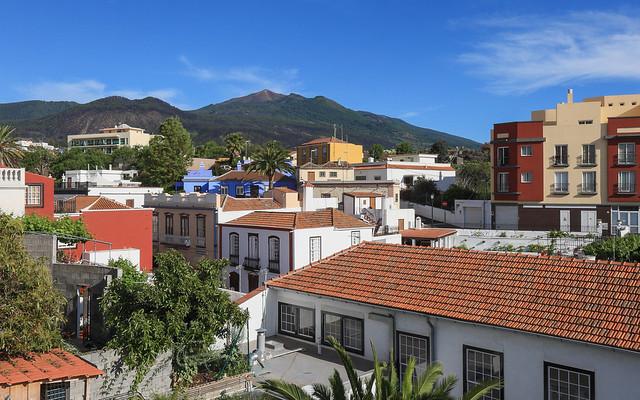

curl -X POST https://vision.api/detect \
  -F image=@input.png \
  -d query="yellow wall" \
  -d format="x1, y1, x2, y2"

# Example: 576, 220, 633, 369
297, 142, 363, 164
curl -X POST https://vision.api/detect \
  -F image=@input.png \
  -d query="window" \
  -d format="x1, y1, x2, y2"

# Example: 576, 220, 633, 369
497, 147, 509, 166
581, 172, 596, 194
41, 382, 70, 400
229, 233, 239, 265
520, 172, 532, 183
355, 176, 366, 181
165, 213, 174, 235
618, 171, 635, 193
497, 172, 509, 193
545, 362, 594, 400
220, 186, 228, 195
618, 143, 635, 165
248, 234, 259, 260
180, 215, 189, 236
581, 144, 596, 165
351, 231, 361, 245
322, 312, 364, 353
279, 302, 315, 341
554, 145, 568, 166
25, 184, 43, 206
310, 236, 321, 262
268, 236, 280, 273
395, 193, 399, 202
520, 145, 532, 156
322, 145, 328, 162
612, 208, 640, 234
397, 332, 429, 380
464, 346, 503, 400
152, 213, 159, 241
578, 120, 593, 125
554, 172, 569, 193
196, 215, 206, 247
608, 103, 613, 107
374, 176, 382, 181
329, 171, 338, 178
319, 171, 326, 177
321, 193, 331, 198
236, 186, 245, 196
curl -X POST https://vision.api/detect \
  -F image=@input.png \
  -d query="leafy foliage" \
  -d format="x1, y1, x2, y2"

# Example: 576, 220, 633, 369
368, 144, 385, 161
583, 234, 640, 262
101, 250, 248, 389
21, 214, 92, 243
224, 132, 246, 166
454, 161, 491, 200
246, 141, 295, 190
50, 148, 111, 179
110, 146, 143, 170
429, 140, 449, 163
138, 117, 193, 189
395, 141, 415, 155
0, 125, 24, 167
0, 213, 66, 356
20, 147, 57, 176
400, 177, 440, 205
195, 140, 227, 159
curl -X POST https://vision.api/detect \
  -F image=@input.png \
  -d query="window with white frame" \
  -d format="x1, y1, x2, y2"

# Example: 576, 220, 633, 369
554, 145, 568, 166
618, 143, 636, 165
618, 171, 636, 193
497, 172, 509, 193
309, 236, 321, 262
397, 332, 429, 380
220, 186, 228, 195
329, 171, 338, 177
520, 172, 532, 183
236, 186, 245, 196
279, 302, 315, 341
545, 363, 593, 400
322, 312, 364, 353
25, 184, 42, 206
554, 172, 569, 193
520, 145, 532, 156
497, 147, 509, 166
581, 172, 596, 193
612, 208, 639, 234
351, 230, 361, 245
464, 346, 503, 400
248, 234, 259, 260
319, 171, 326, 177
268, 236, 280, 272
581, 144, 596, 165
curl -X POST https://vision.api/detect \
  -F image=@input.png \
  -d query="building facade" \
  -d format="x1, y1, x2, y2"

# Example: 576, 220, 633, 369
297, 161, 355, 182
67, 123, 153, 154
491, 90, 640, 232
354, 154, 456, 189
25, 171, 54, 218
296, 137, 363, 165
0, 167, 25, 216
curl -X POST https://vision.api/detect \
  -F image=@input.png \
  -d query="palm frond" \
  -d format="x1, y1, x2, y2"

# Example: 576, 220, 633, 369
259, 379, 313, 400
414, 362, 444, 396
328, 369, 347, 400
401, 357, 416, 400
312, 383, 333, 400
327, 336, 364, 400
460, 379, 502, 400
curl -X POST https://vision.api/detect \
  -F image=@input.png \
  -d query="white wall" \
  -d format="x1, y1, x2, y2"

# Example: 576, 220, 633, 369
237, 289, 268, 345
0, 168, 25, 217
88, 187, 163, 208
293, 226, 374, 269
81, 248, 141, 269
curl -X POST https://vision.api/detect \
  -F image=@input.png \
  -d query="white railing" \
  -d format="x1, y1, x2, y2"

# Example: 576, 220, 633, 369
0, 168, 24, 186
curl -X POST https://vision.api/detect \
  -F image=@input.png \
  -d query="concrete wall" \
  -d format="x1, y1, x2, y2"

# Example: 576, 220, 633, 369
23, 232, 57, 265
0, 167, 26, 216
88, 187, 163, 208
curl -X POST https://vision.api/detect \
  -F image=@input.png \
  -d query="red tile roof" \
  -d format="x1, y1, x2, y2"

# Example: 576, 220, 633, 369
344, 192, 386, 197
401, 228, 457, 240
0, 349, 103, 386
272, 187, 298, 193
222, 209, 372, 230
235, 287, 266, 305
268, 242, 640, 352
61, 196, 131, 212
354, 163, 455, 171
213, 170, 291, 182
300, 137, 347, 145
222, 196, 283, 212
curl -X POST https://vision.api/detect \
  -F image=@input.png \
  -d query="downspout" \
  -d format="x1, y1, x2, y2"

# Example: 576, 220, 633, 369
427, 316, 436, 362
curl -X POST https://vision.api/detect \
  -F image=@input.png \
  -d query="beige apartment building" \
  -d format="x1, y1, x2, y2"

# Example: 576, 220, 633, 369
297, 161, 354, 182
68, 123, 153, 154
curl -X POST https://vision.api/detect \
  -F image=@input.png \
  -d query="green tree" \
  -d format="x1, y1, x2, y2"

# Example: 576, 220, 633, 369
20, 147, 58, 176
369, 144, 385, 161
455, 161, 491, 200
0, 125, 24, 167
0, 213, 66, 356
138, 117, 193, 188
442, 184, 476, 209
50, 148, 111, 179
246, 141, 295, 190
395, 141, 415, 155
111, 146, 142, 170
429, 140, 449, 163
195, 140, 227, 159
400, 177, 440, 205
224, 132, 246, 166
101, 250, 247, 389
260, 337, 499, 400
583, 234, 640, 262
21, 214, 92, 244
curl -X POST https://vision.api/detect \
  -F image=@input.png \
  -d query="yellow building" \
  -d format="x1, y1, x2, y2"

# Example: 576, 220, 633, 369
67, 123, 154, 154
296, 137, 363, 165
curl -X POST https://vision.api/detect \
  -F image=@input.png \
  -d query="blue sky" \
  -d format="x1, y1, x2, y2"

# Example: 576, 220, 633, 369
1, 0, 640, 143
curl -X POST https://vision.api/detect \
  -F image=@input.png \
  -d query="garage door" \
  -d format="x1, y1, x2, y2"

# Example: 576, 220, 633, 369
495, 205, 518, 230
463, 207, 483, 228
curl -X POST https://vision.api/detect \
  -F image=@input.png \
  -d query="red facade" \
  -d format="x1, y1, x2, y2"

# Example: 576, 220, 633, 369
492, 121, 544, 202
607, 117, 640, 203
24, 172, 54, 219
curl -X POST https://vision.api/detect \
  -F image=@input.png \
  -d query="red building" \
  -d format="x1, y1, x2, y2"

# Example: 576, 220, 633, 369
58, 196, 153, 272
24, 172, 54, 219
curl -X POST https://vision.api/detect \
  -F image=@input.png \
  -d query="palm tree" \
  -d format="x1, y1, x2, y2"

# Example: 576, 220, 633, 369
224, 132, 246, 166
0, 125, 24, 167
259, 337, 500, 400
246, 141, 295, 190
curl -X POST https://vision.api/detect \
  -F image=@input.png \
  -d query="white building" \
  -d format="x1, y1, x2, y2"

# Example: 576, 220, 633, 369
63, 168, 140, 187
67, 123, 153, 154
342, 191, 415, 233
0, 167, 26, 216
241, 242, 640, 399
220, 208, 374, 293
353, 154, 456, 189
15, 139, 56, 151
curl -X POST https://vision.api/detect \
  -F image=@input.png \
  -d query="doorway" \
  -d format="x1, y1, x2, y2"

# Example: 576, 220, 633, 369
248, 273, 259, 292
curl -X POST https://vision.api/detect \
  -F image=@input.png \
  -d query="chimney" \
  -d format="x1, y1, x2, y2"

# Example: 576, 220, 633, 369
302, 181, 314, 211
567, 88, 574, 104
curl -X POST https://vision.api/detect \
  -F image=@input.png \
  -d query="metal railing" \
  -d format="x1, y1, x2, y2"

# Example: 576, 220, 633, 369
229, 254, 240, 265
616, 154, 636, 166
243, 257, 260, 270
163, 235, 191, 246
551, 183, 569, 194
615, 183, 636, 194
577, 183, 596, 194
196, 237, 206, 248
268, 260, 280, 273
551, 155, 568, 167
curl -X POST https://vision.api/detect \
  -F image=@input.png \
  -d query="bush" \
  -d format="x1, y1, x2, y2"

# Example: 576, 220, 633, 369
21, 214, 91, 243
583, 234, 640, 262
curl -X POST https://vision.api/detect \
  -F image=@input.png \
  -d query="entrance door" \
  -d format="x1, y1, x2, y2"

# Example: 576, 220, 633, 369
398, 219, 405, 231
248, 274, 259, 292
229, 271, 239, 291
560, 210, 571, 232
308, 171, 316, 181
581, 210, 597, 233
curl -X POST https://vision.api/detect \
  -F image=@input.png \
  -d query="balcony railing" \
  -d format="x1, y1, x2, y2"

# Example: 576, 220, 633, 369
577, 183, 596, 195
268, 260, 280, 273
577, 155, 596, 167
616, 184, 636, 194
229, 254, 240, 266
243, 257, 260, 271
496, 184, 510, 193
551, 183, 569, 194
55, 181, 90, 194
196, 237, 206, 248
551, 156, 568, 167
616, 155, 637, 166
163, 235, 191, 247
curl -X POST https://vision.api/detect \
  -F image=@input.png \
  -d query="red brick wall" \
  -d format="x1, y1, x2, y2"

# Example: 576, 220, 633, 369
24, 172, 54, 219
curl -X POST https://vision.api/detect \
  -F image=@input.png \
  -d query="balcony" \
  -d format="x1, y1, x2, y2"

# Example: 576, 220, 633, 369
551, 183, 569, 194
163, 235, 191, 247
243, 257, 260, 271
54, 181, 90, 194
550, 156, 568, 167
268, 260, 280, 273
616, 184, 636, 195
229, 254, 240, 266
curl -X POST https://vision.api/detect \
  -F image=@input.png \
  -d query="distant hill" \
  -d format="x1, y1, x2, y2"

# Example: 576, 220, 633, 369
0, 90, 479, 148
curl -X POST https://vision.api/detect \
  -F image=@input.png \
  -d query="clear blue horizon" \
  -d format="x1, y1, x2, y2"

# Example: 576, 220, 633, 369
1, 0, 640, 143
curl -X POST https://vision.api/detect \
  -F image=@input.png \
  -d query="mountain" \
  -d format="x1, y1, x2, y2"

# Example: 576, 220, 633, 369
0, 90, 479, 148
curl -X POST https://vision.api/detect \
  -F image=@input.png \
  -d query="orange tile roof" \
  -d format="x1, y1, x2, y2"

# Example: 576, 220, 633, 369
222, 209, 372, 230
272, 187, 298, 193
401, 228, 457, 239
0, 349, 103, 386
62, 196, 131, 212
214, 170, 292, 182
344, 192, 386, 197
235, 287, 266, 305
222, 196, 283, 212
268, 242, 640, 353
300, 137, 347, 145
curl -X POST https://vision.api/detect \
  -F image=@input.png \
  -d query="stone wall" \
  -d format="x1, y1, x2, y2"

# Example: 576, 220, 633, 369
23, 232, 57, 265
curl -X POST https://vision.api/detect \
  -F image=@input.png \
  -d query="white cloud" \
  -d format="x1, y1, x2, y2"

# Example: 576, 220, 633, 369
19, 80, 179, 103
179, 56, 301, 94
399, 111, 420, 118
458, 11, 640, 94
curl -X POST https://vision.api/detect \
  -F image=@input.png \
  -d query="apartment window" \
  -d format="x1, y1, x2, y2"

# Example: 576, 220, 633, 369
236, 186, 245, 196
618, 171, 636, 193
319, 171, 326, 177
520, 172, 532, 183
120, 138, 126, 145
25, 184, 43, 206
279, 302, 315, 341
497, 172, 509, 193
351, 231, 361, 245
152, 213, 159, 241
612, 208, 640, 234
322, 312, 364, 354
497, 147, 509, 166
578, 120, 593, 125
165, 213, 174, 235
229, 233, 239, 265
329, 171, 338, 178
310, 236, 322, 262
180, 215, 189, 236
41, 382, 70, 400
248, 233, 259, 260
268, 236, 280, 273
193, 185, 202, 193
464, 346, 503, 400
581, 144, 596, 165
554, 172, 569, 193
520, 145, 532, 156
618, 143, 636, 165
374, 176, 382, 181
581, 172, 596, 194
220, 186, 228, 195
355, 176, 366, 181
554, 145, 568, 166
545, 362, 594, 400
397, 332, 429, 380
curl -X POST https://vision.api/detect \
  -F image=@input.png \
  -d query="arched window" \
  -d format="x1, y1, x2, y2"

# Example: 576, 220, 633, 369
229, 233, 239, 265
268, 236, 280, 273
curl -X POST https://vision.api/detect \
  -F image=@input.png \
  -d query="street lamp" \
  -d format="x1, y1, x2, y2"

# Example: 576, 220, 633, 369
429, 193, 435, 227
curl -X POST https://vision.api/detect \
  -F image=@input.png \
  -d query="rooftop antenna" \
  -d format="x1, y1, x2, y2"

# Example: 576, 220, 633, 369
341, 125, 344, 141
333, 124, 337, 138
